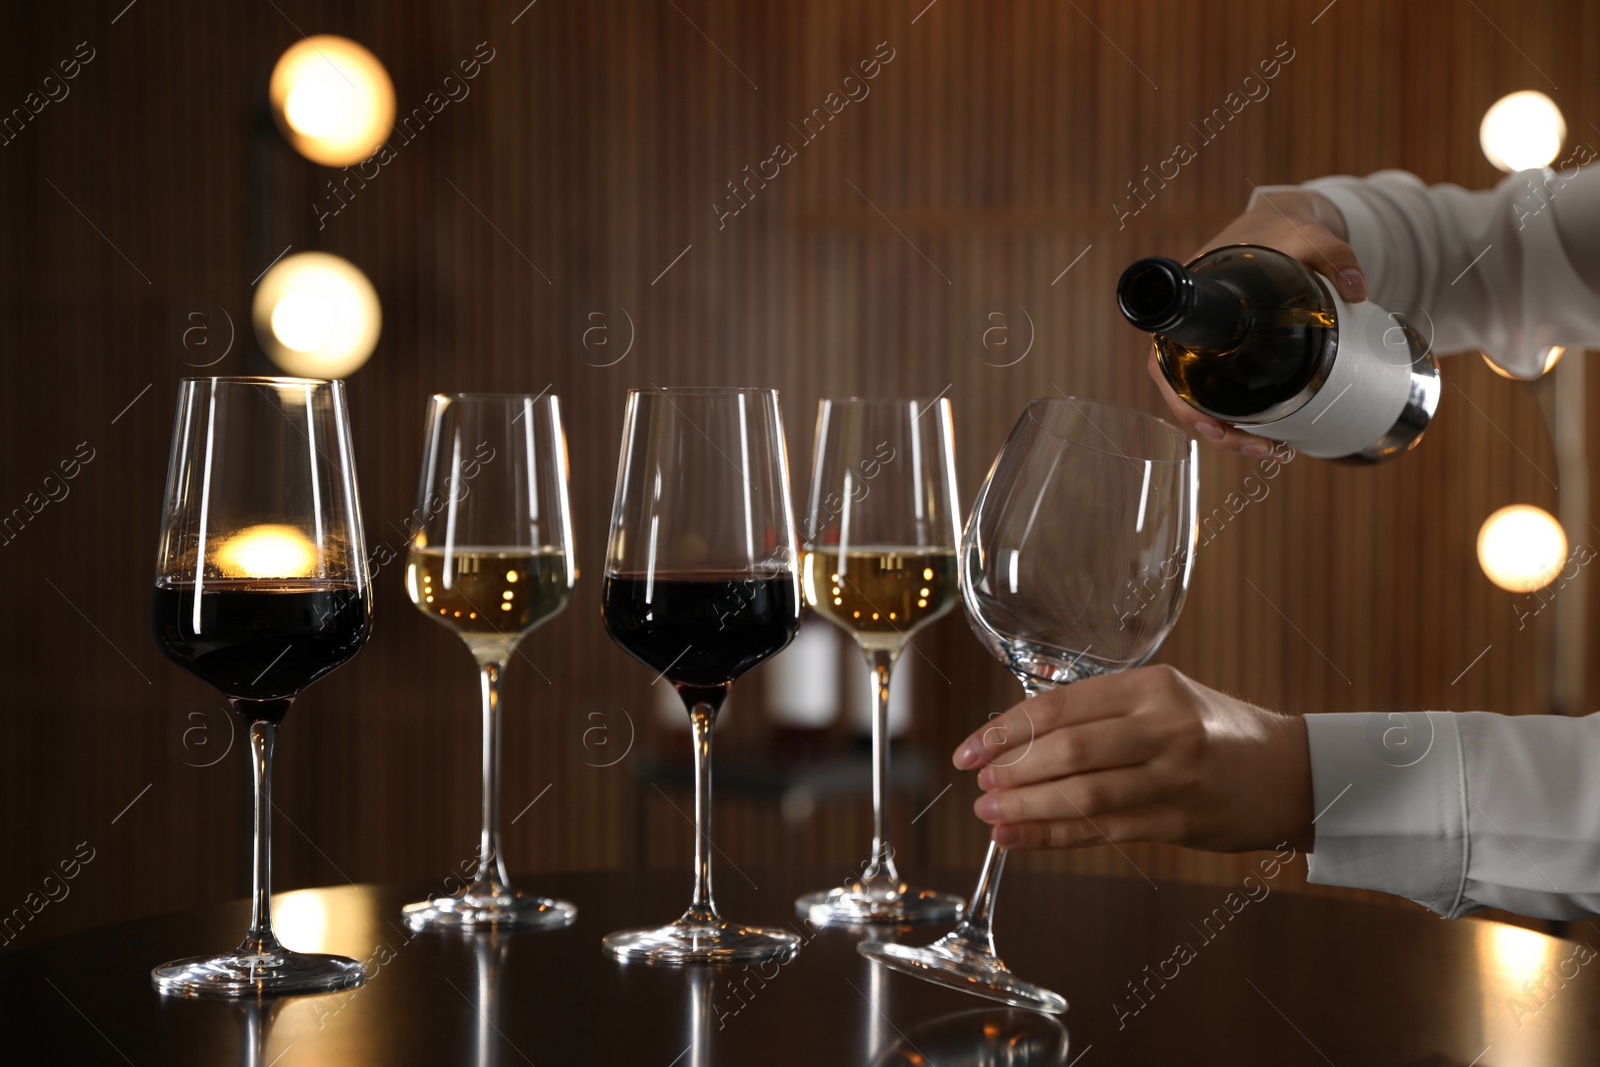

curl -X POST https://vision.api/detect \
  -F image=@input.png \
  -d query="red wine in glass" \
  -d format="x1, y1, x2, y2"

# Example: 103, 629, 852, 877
153, 580, 369, 721
602, 571, 798, 705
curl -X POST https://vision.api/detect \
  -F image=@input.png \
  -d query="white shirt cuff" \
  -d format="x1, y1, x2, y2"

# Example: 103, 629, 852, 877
1303, 711, 1470, 916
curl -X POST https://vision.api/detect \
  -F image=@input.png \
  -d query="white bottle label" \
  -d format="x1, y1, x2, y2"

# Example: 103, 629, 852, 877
1245, 282, 1416, 458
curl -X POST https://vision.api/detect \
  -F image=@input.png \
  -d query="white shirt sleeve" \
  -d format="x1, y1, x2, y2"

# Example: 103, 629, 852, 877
1305, 711, 1600, 919
1256, 161, 1600, 378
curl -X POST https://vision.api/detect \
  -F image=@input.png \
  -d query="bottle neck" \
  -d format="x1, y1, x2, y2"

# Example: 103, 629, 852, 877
1117, 256, 1245, 351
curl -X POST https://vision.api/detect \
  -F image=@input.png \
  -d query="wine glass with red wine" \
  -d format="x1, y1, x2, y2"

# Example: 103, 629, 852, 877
600, 386, 803, 963
150, 377, 373, 997
860, 396, 1198, 1013
400, 393, 578, 930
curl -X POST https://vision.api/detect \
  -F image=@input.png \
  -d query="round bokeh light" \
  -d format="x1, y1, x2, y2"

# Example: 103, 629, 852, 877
1479, 91, 1565, 173
269, 36, 395, 167
253, 252, 381, 378
1477, 504, 1567, 593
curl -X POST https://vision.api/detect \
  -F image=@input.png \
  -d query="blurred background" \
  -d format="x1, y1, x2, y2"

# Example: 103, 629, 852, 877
2, 0, 1596, 952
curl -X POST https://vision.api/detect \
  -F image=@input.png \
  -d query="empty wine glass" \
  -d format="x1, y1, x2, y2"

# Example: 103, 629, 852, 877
401, 393, 578, 930
600, 387, 804, 963
795, 397, 965, 925
860, 396, 1198, 1013
150, 377, 372, 996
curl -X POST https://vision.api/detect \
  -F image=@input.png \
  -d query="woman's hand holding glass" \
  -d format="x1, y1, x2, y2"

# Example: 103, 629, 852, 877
955, 666, 1314, 854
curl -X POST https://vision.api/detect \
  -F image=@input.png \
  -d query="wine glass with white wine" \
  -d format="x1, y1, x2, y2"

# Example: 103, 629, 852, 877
402, 393, 579, 930
860, 396, 1197, 1012
795, 397, 966, 926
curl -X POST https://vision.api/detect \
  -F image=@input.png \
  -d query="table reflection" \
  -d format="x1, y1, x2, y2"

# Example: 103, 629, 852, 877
865, 954, 890, 1061
15, 876, 1600, 1065
686, 968, 714, 1067
463, 930, 515, 1067
873, 1007, 1069, 1067
235, 996, 285, 1067
1475, 921, 1564, 1063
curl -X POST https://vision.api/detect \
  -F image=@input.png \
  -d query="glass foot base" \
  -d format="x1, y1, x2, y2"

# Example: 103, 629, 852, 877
603, 917, 801, 964
151, 950, 367, 998
858, 935, 1067, 1014
403, 886, 577, 931
796, 878, 964, 926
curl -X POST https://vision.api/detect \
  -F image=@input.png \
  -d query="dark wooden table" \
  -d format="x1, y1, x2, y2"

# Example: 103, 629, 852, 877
4, 868, 1599, 1065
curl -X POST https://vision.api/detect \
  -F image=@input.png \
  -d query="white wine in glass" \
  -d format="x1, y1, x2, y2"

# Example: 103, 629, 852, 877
802, 546, 960, 650
407, 546, 571, 659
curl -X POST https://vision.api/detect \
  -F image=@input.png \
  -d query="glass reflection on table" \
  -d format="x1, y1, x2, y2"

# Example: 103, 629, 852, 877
235, 996, 286, 1067
685, 968, 714, 1067
872, 1006, 1069, 1067
864, 953, 891, 1063
464, 929, 517, 1067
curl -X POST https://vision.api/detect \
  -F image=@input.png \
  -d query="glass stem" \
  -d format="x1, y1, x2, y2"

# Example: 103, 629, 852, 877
685, 700, 719, 924
473, 661, 511, 891
864, 646, 900, 882
241, 720, 283, 956
953, 841, 1006, 953
949, 680, 1044, 951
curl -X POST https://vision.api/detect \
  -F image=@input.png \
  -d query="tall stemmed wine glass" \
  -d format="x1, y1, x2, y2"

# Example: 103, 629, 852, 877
795, 397, 966, 925
402, 393, 578, 930
860, 396, 1198, 1012
151, 377, 373, 996
601, 387, 803, 963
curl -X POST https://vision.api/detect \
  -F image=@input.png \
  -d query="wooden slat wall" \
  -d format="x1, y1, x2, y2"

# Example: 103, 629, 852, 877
2, 0, 1597, 949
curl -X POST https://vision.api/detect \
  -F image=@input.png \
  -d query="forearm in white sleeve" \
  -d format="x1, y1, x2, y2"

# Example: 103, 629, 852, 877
1276, 164, 1600, 378
1305, 710, 1600, 919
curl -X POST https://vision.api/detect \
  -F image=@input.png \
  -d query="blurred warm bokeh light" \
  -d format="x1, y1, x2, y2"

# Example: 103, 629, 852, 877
253, 252, 382, 378
1483, 346, 1565, 379
217, 524, 319, 579
1477, 504, 1568, 593
269, 35, 395, 167
1479, 90, 1565, 172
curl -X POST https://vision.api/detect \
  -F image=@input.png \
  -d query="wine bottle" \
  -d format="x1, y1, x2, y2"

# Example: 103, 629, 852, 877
1116, 244, 1440, 462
